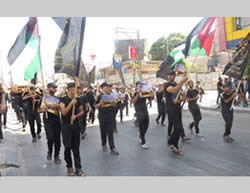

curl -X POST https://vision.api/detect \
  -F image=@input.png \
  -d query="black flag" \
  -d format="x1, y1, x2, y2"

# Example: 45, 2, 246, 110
54, 17, 86, 77
223, 32, 250, 80
156, 55, 175, 80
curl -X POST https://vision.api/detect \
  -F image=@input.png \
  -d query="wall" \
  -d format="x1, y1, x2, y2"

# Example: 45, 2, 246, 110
224, 17, 250, 49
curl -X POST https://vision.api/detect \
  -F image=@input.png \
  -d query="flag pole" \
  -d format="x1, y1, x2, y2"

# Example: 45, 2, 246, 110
175, 48, 201, 100
71, 76, 78, 125
38, 36, 48, 119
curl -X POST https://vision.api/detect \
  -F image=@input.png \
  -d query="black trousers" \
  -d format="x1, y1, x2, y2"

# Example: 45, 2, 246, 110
88, 105, 95, 123
189, 104, 202, 134
222, 109, 234, 136
23, 107, 28, 126
120, 104, 125, 122
80, 112, 88, 134
61, 123, 81, 169
28, 112, 41, 138
98, 113, 115, 149
167, 110, 186, 138
125, 102, 129, 115
156, 102, 165, 124
167, 109, 182, 148
44, 115, 61, 158
138, 114, 149, 145
13, 103, 22, 121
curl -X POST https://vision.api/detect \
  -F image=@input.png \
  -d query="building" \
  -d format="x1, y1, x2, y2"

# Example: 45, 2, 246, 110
96, 60, 161, 86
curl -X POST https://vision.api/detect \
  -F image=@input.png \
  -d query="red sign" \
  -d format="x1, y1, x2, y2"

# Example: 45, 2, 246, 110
129, 46, 137, 59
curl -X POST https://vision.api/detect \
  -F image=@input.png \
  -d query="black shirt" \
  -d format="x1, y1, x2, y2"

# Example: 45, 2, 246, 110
96, 93, 116, 115
217, 81, 223, 93
186, 88, 199, 107
156, 91, 164, 104
80, 95, 88, 112
60, 95, 82, 125
23, 92, 42, 112
221, 92, 233, 111
132, 92, 148, 117
86, 92, 96, 106
239, 83, 244, 94
164, 82, 180, 111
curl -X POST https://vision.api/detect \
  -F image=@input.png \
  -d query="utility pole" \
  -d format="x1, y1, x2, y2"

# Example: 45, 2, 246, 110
137, 30, 142, 80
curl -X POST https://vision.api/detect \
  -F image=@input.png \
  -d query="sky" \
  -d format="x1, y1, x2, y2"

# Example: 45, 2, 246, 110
0, 17, 202, 85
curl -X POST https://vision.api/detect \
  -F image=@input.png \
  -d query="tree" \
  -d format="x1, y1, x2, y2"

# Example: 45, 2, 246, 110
149, 32, 186, 61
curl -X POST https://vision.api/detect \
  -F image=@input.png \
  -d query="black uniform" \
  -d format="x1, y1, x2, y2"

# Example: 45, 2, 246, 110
42, 96, 61, 159
124, 92, 129, 116
96, 93, 116, 150
23, 92, 42, 139
155, 90, 166, 125
132, 92, 149, 145
187, 88, 202, 134
164, 82, 182, 148
217, 81, 223, 104
60, 95, 83, 170
11, 92, 23, 122
0, 92, 9, 129
80, 95, 88, 136
86, 92, 96, 124
22, 91, 29, 128
220, 92, 234, 137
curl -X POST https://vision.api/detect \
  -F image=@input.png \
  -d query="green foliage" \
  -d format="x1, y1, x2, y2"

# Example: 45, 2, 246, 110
149, 32, 186, 61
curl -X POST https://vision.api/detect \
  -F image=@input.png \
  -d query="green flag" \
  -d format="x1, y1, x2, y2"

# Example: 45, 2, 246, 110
24, 44, 41, 80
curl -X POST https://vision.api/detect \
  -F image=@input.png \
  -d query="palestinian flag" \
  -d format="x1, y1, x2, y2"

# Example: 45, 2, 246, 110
183, 17, 216, 57
156, 42, 188, 80
8, 17, 41, 81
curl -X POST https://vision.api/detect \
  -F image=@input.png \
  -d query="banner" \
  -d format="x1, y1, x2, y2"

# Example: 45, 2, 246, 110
54, 17, 86, 77
223, 32, 250, 80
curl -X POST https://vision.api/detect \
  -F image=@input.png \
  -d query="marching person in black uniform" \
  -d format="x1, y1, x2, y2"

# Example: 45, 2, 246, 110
22, 86, 42, 143
38, 83, 62, 164
164, 71, 188, 155
119, 87, 128, 122
10, 86, 23, 123
86, 86, 96, 124
132, 81, 151, 149
155, 84, 166, 126
123, 87, 129, 116
21, 87, 30, 131
59, 82, 86, 176
79, 87, 89, 140
0, 84, 9, 129
167, 89, 191, 143
220, 83, 237, 143
0, 90, 7, 143
95, 82, 119, 155
186, 80, 202, 136
216, 77, 223, 106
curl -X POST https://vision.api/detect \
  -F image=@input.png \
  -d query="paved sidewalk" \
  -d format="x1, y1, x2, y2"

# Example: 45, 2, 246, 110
198, 90, 250, 114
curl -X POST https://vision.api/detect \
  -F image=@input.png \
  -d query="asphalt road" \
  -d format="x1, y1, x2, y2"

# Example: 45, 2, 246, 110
1, 103, 250, 176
